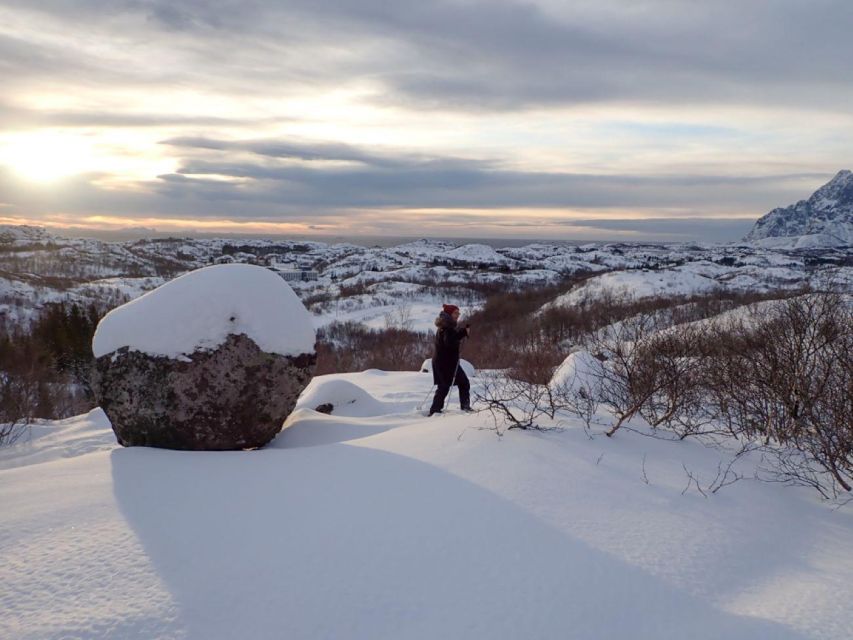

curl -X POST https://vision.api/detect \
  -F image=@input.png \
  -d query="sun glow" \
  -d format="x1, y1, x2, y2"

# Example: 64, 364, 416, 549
0, 130, 99, 182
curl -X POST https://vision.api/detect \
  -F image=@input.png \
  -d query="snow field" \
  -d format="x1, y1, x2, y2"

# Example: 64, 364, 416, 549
1, 369, 852, 639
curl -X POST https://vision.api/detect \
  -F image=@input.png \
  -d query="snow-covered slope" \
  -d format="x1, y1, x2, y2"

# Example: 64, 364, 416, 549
745, 170, 853, 247
2, 369, 851, 639
548, 266, 721, 307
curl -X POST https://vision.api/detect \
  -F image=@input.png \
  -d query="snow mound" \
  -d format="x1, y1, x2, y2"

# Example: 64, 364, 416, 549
294, 378, 404, 418
420, 357, 477, 378
549, 350, 602, 393
92, 264, 315, 358
0, 409, 114, 471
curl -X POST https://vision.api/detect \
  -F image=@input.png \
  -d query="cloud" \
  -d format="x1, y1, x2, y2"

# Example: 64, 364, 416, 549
0, 158, 819, 242
153, 136, 825, 211
0, 102, 276, 130
2, 130, 830, 225
160, 136, 479, 168
556, 217, 757, 243
0, 1, 850, 238
3, 0, 853, 112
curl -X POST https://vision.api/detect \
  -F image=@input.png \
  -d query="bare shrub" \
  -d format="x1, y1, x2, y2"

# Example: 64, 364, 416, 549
570, 292, 851, 496
315, 322, 432, 375
472, 287, 797, 440
633, 324, 717, 438
703, 294, 852, 496
582, 312, 669, 437
475, 370, 562, 435
0, 302, 104, 434
384, 303, 414, 331
464, 281, 792, 385
0, 373, 36, 445
551, 362, 600, 434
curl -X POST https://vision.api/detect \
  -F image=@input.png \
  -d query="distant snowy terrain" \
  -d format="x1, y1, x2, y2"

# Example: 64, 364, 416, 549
1, 224, 850, 333
2, 369, 851, 639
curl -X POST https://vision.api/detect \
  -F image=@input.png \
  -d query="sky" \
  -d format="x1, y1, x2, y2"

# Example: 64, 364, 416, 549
0, 0, 851, 242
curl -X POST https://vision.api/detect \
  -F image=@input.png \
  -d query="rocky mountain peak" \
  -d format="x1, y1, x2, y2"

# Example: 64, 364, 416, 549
808, 169, 853, 208
744, 170, 853, 247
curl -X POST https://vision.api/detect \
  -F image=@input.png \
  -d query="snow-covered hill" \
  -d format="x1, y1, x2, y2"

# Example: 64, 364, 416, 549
745, 170, 853, 248
1, 369, 851, 639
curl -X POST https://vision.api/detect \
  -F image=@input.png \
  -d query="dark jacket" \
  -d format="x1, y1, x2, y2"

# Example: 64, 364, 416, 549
432, 311, 468, 386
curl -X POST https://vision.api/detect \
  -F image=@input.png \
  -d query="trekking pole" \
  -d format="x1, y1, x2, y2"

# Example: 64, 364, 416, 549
417, 384, 436, 412
443, 358, 462, 411
444, 332, 468, 411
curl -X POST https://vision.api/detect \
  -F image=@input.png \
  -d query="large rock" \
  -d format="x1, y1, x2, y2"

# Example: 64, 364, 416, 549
91, 264, 317, 450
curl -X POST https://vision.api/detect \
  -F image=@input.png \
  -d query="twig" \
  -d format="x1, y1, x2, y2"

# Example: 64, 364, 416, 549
681, 463, 707, 498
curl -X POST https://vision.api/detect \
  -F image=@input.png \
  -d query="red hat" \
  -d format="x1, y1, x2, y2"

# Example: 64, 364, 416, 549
442, 304, 460, 314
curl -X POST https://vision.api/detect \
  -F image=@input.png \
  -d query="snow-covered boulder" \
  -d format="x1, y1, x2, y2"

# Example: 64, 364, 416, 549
91, 264, 317, 450
420, 358, 477, 379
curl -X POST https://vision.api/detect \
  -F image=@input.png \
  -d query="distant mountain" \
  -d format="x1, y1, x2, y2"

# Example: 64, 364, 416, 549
745, 170, 853, 247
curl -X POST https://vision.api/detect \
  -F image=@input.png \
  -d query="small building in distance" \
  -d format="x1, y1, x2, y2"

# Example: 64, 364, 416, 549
266, 256, 318, 282
276, 269, 319, 282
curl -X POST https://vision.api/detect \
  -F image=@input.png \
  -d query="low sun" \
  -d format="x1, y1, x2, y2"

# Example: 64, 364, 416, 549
0, 130, 97, 183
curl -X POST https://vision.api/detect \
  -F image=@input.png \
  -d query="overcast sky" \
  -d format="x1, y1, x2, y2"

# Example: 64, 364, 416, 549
0, 0, 850, 241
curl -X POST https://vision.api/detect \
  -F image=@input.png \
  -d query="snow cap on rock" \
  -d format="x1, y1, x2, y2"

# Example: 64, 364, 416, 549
93, 264, 316, 359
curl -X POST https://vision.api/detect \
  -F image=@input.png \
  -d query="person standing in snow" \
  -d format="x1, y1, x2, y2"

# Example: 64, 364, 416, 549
428, 304, 473, 416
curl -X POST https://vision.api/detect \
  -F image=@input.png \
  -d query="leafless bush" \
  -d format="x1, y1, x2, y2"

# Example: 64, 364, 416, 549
474, 370, 563, 435
315, 322, 432, 374
702, 294, 852, 496
384, 304, 414, 331
543, 291, 851, 497
633, 325, 718, 438
553, 370, 600, 434
0, 372, 37, 445
582, 312, 670, 437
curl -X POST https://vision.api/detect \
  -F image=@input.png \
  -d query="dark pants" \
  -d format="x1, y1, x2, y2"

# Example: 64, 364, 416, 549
429, 367, 471, 414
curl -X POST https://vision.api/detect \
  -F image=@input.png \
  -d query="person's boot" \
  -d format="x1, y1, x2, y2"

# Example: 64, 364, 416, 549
429, 405, 443, 416
459, 386, 472, 413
